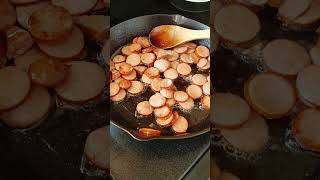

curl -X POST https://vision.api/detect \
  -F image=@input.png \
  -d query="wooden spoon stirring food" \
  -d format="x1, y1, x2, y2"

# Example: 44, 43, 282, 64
149, 25, 210, 49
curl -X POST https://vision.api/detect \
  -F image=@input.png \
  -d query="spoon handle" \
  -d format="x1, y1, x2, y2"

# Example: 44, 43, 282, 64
189, 28, 210, 40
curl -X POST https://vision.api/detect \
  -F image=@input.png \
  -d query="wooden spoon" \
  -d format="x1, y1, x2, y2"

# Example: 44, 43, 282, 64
149, 25, 210, 49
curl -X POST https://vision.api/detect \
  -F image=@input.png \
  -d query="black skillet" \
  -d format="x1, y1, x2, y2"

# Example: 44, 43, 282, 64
108, 14, 210, 141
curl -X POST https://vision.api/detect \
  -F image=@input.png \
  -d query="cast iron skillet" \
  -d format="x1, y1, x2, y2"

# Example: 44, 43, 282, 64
108, 14, 210, 141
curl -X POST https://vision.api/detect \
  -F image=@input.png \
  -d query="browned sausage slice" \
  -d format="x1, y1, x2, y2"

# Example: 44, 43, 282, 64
149, 93, 166, 108
160, 79, 174, 89
201, 95, 210, 110
52, 0, 98, 15
0, 67, 31, 111
127, 80, 144, 95
195, 45, 210, 58
156, 112, 174, 127
38, 27, 85, 59
166, 98, 176, 107
110, 82, 120, 96
160, 89, 174, 99
0, 86, 51, 129
154, 59, 170, 72
55, 61, 106, 103
174, 91, 189, 102
126, 53, 141, 66
154, 106, 171, 118
136, 101, 154, 116
141, 53, 156, 66
202, 82, 210, 96
177, 63, 192, 76
186, 84, 203, 99
29, 6, 73, 43
179, 98, 194, 111
113, 55, 126, 63
111, 89, 126, 102
145, 67, 160, 78
122, 69, 137, 81
173, 46, 188, 54
118, 63, 133, 75
134, 66, 147, 75
6, 26, 34, 59
151, 78, 162, 92
119, 79, 131, 89
192, 74, 207, 86
164, 68, 178, 80
138, 128, 161, 137
141, 74, 153, 84
172, 115, 188, 133
180, 54, 194, 64
28, 58, 69, 87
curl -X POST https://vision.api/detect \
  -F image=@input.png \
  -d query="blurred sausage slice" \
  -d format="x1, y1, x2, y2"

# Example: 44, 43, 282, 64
262, 39, 310, 76
38, 27, 85, 59
136, 101, 154, 116
0, 86, 51, 129
173, 46, 188, 54
84, 127, 110, 170
55, 61, 106, 103
16, 1, 51, 29
149, 93, 166, 108
0, 0, 16, 31
172, 115, 188, 133
6, 26, 34, 59
292, 108, 320, 152
212, 93, 250, 128
279, 0, 312, 21
15, 47, 47, 72
29, 6, 73, 43
52, 0, 98, 15
28, 58, 69, 87
118, 63, 133, 75
111, 89, 126, 102
245, 73, 296, 118
74, 15, 109, 42
180, 54, 194, 64
220, 113, 269, 152
296, 65, 320, 107
133, 37, 151, 48
145, 67, 160, 78
0, 67, 31, 111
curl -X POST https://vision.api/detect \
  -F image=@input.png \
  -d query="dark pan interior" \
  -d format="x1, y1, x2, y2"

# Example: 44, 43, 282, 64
109, 14, 210, 140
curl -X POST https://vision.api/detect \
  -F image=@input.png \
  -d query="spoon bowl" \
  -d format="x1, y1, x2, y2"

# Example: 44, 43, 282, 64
149, 25, 210, 49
